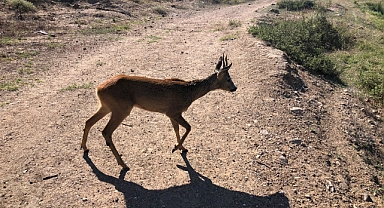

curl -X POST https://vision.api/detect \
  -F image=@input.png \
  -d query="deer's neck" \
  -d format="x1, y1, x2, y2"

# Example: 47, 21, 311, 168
189, 73, 218, 101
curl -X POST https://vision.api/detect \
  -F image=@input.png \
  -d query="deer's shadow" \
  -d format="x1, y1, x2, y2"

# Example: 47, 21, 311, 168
83, 152, 290, 208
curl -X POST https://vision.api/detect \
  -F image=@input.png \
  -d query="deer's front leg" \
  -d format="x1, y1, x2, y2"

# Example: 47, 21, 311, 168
168, 114, 190, 153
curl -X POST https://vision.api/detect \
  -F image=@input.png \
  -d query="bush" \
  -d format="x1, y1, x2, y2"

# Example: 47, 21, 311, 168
229, 19, 242, 28
277, 0, 316, 11
202, 0, 242, 5
359, 69, 384, 101
366, 1, 384, 15
7, 0, 36, 20
153, 6, 167, 17
249, 14, 351, 79
332, 39, 384, 103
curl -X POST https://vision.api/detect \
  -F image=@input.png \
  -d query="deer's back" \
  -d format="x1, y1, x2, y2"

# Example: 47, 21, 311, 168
97, 75, 194, 113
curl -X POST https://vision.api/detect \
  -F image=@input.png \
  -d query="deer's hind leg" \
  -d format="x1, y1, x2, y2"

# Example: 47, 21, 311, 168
102, 105, 133, 169
82, 105, 110, 152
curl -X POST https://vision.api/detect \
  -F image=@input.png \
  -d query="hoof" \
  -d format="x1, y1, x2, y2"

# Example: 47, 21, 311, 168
121, 165, 129, 171
81, 146, 89, 152
83, 151, 89, 157
172, 147, 177, 153
118, 161, 129, 169
172, 145, 188, 153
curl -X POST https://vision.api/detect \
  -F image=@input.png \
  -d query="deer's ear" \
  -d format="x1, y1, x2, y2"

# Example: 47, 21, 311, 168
216, 63, 232, 77
215, 56, 223, 71
221, 63, 232, 71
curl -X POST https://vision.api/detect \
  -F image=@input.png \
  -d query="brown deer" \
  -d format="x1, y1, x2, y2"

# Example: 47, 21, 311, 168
81, 54, 237, 169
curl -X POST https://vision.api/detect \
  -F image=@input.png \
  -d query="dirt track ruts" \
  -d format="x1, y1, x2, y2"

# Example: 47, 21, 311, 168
1, 1, 383, 207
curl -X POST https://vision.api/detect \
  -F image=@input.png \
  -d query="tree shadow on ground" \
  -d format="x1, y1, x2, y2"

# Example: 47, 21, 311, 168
83, 152, 290, 208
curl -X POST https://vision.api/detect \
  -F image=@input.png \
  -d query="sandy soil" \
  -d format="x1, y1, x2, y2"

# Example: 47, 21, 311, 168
1, 0, 383, 207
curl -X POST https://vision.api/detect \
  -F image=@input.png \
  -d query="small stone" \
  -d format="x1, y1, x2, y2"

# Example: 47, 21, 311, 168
260, 130, 269, 135
363, 194, 373, 202
289, 138, 302, 145
260, 130, 270, 138
270, 8, 280, 14
37, 30, 48, 35
330, 186, 335, 192
82, 198, 88, 202
368, 120, 376, 126
326, 180, 335, 192
290, 107, 303, 114
279, 155, 288, 164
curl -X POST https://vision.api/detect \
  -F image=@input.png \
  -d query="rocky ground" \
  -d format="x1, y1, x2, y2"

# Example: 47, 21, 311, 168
0, 0, 383, 207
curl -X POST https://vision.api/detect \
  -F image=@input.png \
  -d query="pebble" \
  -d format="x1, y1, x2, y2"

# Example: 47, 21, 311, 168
363, 194, 373, 202
260, 130, 269, 135
326, 180, 335, 192
290, 107, 303, 114
259, 130, 271, 138
368, 120, 376, 126
289, 138, 302, 145
279, 155, 288, 164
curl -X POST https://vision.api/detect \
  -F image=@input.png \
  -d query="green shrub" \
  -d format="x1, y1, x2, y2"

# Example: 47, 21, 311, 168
249, 14, 351, 79
277, 0, 316, 11
153, 6, 167, 17
7, 0, 36, 19
229, 19, 242, 28
202, 0, 242, 5
60, 82, 93, 91
358, 69, 384, 101
81, 24, 130, 35
332, 39, 384, 103
366, 1, 384, 15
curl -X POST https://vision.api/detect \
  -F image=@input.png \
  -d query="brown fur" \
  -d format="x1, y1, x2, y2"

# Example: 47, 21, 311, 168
81, 54, 237, 169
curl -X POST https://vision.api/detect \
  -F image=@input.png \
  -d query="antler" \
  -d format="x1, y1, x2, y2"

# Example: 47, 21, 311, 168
216, 53, 232, 72
223, 54, 228, 67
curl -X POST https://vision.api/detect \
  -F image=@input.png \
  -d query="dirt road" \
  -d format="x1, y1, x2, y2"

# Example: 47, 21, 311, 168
1, 0, 383, 207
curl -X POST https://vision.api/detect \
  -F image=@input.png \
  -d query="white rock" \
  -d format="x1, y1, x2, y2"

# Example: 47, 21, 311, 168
290, 107, 303, 114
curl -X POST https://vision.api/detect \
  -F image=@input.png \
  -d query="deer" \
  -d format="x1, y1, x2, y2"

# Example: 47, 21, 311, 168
81, 54, 237, 169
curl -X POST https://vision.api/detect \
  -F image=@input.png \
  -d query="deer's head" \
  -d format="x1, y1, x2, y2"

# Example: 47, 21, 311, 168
215, 54, 237, 92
